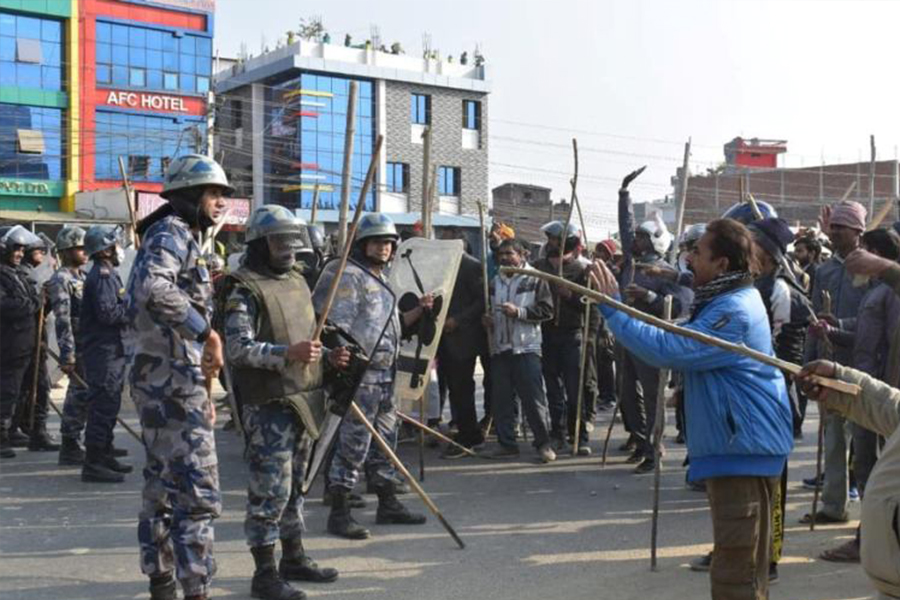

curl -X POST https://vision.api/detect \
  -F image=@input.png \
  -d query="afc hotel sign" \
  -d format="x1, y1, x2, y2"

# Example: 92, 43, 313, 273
104, 90, 190, 112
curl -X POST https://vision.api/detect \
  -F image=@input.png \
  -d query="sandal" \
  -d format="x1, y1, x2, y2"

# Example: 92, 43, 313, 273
819, 539, 860, 563
799, 511, 848, 525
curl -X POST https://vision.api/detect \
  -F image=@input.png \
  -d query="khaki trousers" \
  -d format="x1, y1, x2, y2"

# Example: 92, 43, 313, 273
707, 476, 779, 600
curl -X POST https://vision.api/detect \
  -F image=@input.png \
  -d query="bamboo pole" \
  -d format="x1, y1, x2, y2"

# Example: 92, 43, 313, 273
500, 267, 860, 397
809, 290, 832, 531
337, 82, 358, 249
673, 139, 692, 244
650, 296, 673, 571
118, 156, 140, 248
349, 401, 466, 549
309, 183, 320, 225
27, 292, 46, 430
572, 282, 592, 457
867, 196, 895, 231
554, 139, 579, 326
600, 398, 619, 468
313, 135, 384, 341
397, 411, 480, 458
840, 181, 857, 203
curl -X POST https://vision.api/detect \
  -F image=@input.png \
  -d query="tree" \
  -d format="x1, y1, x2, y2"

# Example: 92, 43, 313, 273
298, 16, 326, 42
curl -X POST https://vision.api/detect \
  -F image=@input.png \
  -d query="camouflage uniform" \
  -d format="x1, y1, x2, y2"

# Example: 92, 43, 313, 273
224, 280, 314, 547
47, 266, 89, 441
124, 214, 220, 598
312, 260, 400, 491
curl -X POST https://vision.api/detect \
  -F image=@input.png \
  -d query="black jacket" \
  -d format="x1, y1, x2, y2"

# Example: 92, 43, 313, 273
0, 263, 40, 361
438, 253, 487, 360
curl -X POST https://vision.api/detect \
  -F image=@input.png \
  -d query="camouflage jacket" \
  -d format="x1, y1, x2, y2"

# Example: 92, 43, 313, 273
312, 260, 399, 381
125, 214, 212, 395
46, 266, 85, 365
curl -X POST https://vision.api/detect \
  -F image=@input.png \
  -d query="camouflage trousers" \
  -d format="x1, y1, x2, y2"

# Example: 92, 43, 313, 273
59, 362, 89, 441
243, 401, 310, 547
132, 387, 221, 598
328, 378, 398, 491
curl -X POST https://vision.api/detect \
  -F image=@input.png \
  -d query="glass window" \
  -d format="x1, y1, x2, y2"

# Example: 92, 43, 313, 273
96, 22, 111, 42
163, 49, 178, 71
129, 67, 145, 87
112, 65, 127, 85
16, 38, 42, 63
0, 37, 14, 61
41, 20, 60, 42
163, 71, 178, 90
196, 75, 209, 94
17, 17, 41, 40
411, 93, 430, 124
463, 100, 481, 130
0, 61, 14, 86
17, 63, 40, 87
146, 29, 163, 50
112, 24, 129, 45
180, 36, 195, 55
195, 36, 211, 57
147, 49, 162, 69
111, 45, 127, 66
96, 42, 111, 63
179, 73, 194, 93
129, 46, 146, 68
439, 166, 460, 196
179, 53, 195, 74
42, 65, 60, 89
386, 162, 408, 193
96, 64, 111, 84
146, 69, 162, 89
0, 103, 65, 180
130, 27, 145, 48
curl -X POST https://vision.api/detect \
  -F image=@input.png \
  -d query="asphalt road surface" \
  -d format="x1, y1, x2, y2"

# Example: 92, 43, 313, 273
0, 381, 872, 600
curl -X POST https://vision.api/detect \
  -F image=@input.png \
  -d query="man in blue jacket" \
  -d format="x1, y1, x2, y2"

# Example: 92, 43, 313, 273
590, 218, 793, 600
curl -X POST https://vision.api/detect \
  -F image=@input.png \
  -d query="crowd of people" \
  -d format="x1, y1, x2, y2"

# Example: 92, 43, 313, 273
1, 153, 900, 600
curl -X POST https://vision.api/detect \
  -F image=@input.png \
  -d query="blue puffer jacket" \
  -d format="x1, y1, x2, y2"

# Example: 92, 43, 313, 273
601, 285, 793, 482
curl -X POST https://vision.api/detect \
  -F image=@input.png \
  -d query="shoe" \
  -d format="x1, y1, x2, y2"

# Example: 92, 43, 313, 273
279, 537, 338, 583
250, 545, 306, 599
550, 436, 570, 453
322, 488, 366, 508
490, 444, 521, 459
0, 446, 14, 459
626, 449, 645, 464
618, 434, 636, 453
674, 431, 685, 444
769, 563, 779, 584
849, 485, 860, 502
802, 474, 824, 490
584, 421, 595, 433
81, 458, 125, 483
537, 444, 557, 464
596, 401, 614, 412
686, 478, 707, 493
58, 437, 85, 466
102, 451, 133, 474
366, 478, 409, 495
799, 511, 848, 525
575, 445, 592, 457
9, 429, 30, 448
0, 424, 16, 459
689, 552, 712, 572
148, 572, 177, 600
633, 457, 656, 475
326, 487, 370, 540
375, 485, 427, 525
441, 443, 473, 460
819, 538, 860, 563
111, 445, 128, 458
28, 428, 60, 452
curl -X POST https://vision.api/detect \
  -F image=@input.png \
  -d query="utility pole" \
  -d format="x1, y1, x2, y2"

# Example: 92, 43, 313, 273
337, 81, 358, 249
673, 138, 692, 242
869, 134, 877, 217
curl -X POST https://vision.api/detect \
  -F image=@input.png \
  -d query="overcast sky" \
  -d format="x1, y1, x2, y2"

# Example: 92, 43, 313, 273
215, 0, 900, 238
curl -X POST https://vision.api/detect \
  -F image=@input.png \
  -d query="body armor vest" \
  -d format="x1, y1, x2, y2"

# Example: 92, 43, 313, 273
229, 266, 328, 438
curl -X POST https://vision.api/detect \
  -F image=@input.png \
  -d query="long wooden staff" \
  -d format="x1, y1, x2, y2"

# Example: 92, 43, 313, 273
397, 411, 481, 458
600, 395, 619, 468
349, 400, 466, 549
650, 296, 673, 571
476, 200, 495, 435
572, 283, 592, 456
43, 344, 143, 444
500, 268, 860, 397
809, 290, 832, 531
118, 156, 140, 248
554, 139, 579, 326
27, 290, 46, 430
312, 135, 384, 341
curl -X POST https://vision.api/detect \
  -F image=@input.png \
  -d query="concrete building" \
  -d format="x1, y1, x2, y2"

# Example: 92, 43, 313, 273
213, 38, 491, 222
491, 182, 553, 242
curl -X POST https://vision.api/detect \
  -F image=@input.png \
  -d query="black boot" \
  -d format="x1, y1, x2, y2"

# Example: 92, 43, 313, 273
28, 426, 60, 451
326, 487, 370, 540
375, 484, 427, 525
102, 444, 133, 473
322, 487, 366, 508
9, 427, 30, 448
1, 420, 16, 459
250, 544, 306, 600
111, 445, 128, 458
58, 437, 85, 466
81, 446, 125, 483
149, 572, 177, 600
279, 537, 338, 583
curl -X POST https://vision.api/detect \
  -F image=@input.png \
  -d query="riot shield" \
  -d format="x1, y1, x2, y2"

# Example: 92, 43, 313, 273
388, 237, 464, 411
302, 257, 397, 494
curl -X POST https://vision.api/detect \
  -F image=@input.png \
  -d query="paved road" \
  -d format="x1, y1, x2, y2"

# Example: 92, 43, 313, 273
0, 383, 872, 600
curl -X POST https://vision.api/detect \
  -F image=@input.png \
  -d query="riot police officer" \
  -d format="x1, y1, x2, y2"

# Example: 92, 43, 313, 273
0, 225, 42, 458
80, 225, 132, 483
125, 154, 228, 600
49, 225, 91, 465
313, 213, 428, 540
223, 205, 345, 600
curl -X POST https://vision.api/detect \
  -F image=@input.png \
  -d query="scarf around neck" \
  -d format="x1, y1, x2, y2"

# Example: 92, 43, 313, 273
690, 270, 754, 315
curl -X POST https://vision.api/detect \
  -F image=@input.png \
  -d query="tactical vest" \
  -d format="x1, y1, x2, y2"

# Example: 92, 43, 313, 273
228, 266, 328, 439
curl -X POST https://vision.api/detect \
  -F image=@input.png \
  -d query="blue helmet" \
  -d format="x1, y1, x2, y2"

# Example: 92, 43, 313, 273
84, 225, 121, 257
355, 213, 399, 244
722, 200, 778, 225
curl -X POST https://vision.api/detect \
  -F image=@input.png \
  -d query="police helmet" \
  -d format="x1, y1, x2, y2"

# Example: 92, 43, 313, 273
161, 154, 234, 199
636, 216, 673, 256
56, 225, 87, 251
245, 204, 305, 242
0, 225, 41, 253
355, 213, 399, 245
679, 223, 707, 247
722, 200, 778, 225
540, 220, 581, 241
84, 225, 121, 257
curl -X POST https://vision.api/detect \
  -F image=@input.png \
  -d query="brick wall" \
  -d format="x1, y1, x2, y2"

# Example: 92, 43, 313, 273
384, 81, 488, 216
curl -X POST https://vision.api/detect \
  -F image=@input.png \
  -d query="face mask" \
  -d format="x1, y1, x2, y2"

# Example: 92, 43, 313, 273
267, 234, 300, 272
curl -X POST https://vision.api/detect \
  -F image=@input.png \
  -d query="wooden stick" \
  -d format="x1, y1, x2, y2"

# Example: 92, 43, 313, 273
201, 208, 232, 255
600, 398, 619, 468
555, 138, 579, 326
397, 411, 480, 458
349, 401, 466, 549
840, 181, 857, 203
419, 387, 426, 482
43, 344, 144, 444
28, 292, 46, 431
810, 291, 833, 531
650, 296, 673, 571
572, 280, 592, 456
867, 196, 895, 231
309, 183, 320, 225
476, 200, 495, 356
312, 135, 384, 341
337, 81, 358, 249
118, 156, 140, 248
673, 139, 692, 245
501, 267, 861, 397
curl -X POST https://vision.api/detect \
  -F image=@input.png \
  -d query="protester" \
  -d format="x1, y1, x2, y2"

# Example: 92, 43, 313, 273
483, 238, 556, 461
80, 225, 131, 483
793, 235, 823, 292
223, 205, 344, 600
590, 218, 793, 600
125, 154, 229, 600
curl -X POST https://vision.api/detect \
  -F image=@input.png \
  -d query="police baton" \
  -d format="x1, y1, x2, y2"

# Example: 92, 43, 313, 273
43, 344, 143, 445
28, 291, 46, 431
